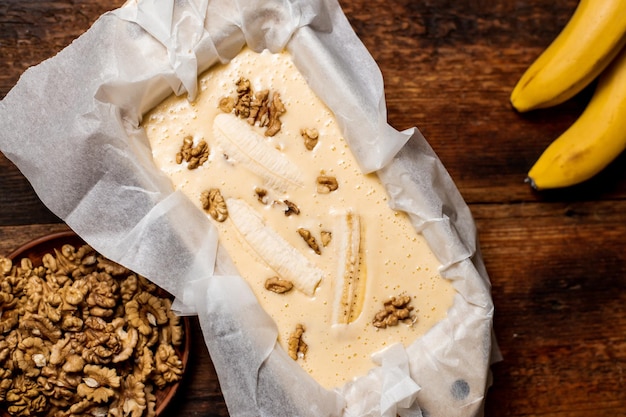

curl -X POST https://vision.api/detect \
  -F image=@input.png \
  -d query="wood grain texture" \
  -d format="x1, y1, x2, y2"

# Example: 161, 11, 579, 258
2, 0, 626, 416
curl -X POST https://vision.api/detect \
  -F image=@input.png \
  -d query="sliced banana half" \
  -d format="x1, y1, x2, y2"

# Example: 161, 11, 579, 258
332, 211, 366, 325
226, 197, 323, 296
212, 113, 303, 193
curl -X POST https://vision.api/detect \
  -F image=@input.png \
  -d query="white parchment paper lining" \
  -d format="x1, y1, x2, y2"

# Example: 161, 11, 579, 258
0, 0, 497, 416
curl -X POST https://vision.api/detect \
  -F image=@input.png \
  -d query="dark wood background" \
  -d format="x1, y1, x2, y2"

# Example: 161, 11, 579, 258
2, 0, 626, 416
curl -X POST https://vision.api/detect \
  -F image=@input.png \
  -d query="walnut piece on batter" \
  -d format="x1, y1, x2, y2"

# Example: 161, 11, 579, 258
264, 277, 294, 294
176, 136, 209, 170
300, 128, 319, 151
297, 228, 321, 255
287, 324, 308, 360
201, 188, 228, 222
283, 200, 300, 216
219, 77, 286, 136
372, 295, 416, 329
316, 175, 339, 194
264, 92, 285, 137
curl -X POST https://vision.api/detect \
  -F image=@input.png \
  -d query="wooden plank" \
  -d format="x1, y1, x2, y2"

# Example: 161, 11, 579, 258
0, 154, 60, 225
0, 0, 123, 98
2, 0, 626, 415
474, 201, 626, 415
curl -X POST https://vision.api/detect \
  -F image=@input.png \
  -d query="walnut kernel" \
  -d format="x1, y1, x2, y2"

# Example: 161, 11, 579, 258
297, 228, 321, 255
201, 189, 228, 222
283, 200, 300, 216
372, 295, 416, 329
264, 277, 294, 294
287, 324, 307, 360
219, 78, 286, 136
265, 93, 285, 137
176, 136, 209, 170
300, 128, 319, 150
316, 175, 339, 194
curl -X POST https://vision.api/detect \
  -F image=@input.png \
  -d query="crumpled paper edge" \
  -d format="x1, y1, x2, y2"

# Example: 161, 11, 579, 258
0, 0, 497, 416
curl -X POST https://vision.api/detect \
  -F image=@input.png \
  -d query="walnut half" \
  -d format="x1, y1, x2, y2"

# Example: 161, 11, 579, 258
316, 175, 339, 194
176, 136, 209, 170
372, 295, 416, 329
219, 78, 286, 137
264, 277, 294, 294
200, 189, 228, 222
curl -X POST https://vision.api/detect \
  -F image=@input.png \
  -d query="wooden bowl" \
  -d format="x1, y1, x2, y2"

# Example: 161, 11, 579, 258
2, 230, 191, 417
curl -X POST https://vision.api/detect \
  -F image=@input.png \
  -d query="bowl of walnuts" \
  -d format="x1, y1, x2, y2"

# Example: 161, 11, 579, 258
0, 231, 190, 417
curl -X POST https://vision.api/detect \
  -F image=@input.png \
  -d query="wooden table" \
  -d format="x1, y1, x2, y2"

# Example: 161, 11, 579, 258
2, 0, 626, 416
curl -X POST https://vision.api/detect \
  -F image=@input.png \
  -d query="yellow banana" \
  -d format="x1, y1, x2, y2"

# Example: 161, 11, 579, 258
510, 0, 626, 112
526, 45, 626, 190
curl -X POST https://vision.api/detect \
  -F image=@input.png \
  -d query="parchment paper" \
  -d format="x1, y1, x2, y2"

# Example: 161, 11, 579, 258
0, 0, 497, 416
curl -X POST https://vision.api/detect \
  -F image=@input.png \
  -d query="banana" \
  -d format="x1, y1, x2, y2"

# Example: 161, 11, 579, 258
226, 197, 324, 296
510, 0, 626, 112
331, 211, 365, 325
212, 113, 303, 193
527, 45, 626, 190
